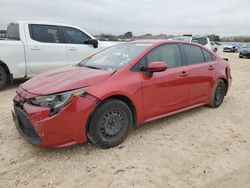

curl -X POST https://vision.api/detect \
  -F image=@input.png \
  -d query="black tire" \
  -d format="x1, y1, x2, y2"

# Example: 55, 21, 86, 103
87, 99, 133, 148
0, 66, 7, 90
209, 79, 227, 108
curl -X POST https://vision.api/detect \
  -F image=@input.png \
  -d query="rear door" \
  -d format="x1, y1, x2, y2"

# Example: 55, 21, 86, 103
139, 43, 189, 119
62, 27, 99, 65
26, 24, 68, 76
181, 44, 216, 105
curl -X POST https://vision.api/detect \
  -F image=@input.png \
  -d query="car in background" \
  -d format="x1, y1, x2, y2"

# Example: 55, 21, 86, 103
210, 41, 218, 53
223, 44, 241, 52
0, 21, 116, 90
170, 36, 213, 51
239, 44, 250, 58
12, 40, 232, 148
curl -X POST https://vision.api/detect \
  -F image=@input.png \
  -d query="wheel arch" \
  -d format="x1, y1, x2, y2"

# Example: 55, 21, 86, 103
0, 60, 12, 81
218, 76, 228, 95
86, 94, 137, 132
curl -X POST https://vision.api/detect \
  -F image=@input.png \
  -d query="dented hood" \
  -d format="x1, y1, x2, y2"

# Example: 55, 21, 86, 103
21, 66, 115, 95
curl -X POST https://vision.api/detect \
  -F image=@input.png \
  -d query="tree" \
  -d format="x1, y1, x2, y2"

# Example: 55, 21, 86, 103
207, 34, 220, 42
123, 32, 133, 38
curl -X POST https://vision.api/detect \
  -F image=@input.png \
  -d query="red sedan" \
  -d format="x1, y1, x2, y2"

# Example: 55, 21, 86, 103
12, 40, 232, 148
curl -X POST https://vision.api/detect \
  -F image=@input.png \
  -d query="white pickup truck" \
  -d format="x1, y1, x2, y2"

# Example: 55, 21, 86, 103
0, 21, 116, 89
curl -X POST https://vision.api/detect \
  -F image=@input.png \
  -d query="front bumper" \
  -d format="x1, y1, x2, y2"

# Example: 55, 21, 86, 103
12, 102, 42, 145
12, 89, 98, 148
223, 48, 234, 52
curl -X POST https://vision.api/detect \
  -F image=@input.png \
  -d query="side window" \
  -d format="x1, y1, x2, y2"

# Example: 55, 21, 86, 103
202, 49, 215, 62
182, 44, 205, 65
146, 44, 183, 68
29, 24, 60, 43
62, 27, 90, 44
6, 23, 20, 40
132, 57, 147, 71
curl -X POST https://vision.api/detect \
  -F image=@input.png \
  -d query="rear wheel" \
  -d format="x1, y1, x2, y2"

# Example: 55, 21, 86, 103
209, 80, 226, 108
0, 66, 7, 90
87, 99, 133, 148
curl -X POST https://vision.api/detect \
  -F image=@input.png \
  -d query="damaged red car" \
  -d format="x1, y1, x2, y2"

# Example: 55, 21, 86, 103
12, 41, 232, 148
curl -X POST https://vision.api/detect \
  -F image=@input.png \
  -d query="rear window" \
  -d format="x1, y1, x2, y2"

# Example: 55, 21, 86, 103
6, 23, 20, 40
29, 24, 61, 43
182, 44, 205, 65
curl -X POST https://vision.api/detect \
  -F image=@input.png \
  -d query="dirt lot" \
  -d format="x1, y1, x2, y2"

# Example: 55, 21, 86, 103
1, 48, 250, 188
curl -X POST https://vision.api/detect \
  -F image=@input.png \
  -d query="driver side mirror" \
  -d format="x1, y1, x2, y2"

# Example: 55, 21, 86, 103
143, 61, 167, 77
85, 39, 98, 48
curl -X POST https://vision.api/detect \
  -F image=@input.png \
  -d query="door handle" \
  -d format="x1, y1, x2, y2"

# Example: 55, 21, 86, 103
180, 71, 189, 77
30, 46, 41, 51
69, 47, 78, 51
208, 65, 215, 70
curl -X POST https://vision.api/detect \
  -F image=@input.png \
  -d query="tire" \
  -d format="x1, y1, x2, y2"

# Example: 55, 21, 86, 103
208, 79, 227, 108
87, 99, 133, 148
0, 66, 7, 90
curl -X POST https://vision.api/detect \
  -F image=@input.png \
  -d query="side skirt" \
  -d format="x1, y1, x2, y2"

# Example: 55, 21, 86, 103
142, 103, 206, 124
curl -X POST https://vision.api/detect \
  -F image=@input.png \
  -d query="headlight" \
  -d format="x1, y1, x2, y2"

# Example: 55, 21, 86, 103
31, 87, 88, 110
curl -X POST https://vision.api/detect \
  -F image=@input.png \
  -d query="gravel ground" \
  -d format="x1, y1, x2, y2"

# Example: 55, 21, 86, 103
0, 48, 250, 188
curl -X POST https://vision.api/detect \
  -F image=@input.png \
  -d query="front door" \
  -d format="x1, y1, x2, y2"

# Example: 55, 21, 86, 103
62, 27, 99, 65
140, 44, 189, 119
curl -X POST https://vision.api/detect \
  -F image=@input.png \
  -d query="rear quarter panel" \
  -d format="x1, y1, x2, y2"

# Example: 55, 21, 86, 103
0, 40, 26, 78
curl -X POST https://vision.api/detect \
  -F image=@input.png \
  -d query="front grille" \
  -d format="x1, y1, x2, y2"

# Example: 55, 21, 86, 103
13, 102, 41, 145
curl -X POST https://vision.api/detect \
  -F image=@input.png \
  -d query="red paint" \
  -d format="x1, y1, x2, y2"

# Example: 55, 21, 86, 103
147, 61, 167, 72
13, 40, 232, 148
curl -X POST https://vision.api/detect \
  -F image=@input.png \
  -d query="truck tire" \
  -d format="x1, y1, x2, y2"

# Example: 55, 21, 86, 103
0, 66, 7, 90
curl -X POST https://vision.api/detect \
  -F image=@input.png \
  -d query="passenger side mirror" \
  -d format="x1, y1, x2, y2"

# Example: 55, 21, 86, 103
85, 39, 98, 48
143, 61, 167, 77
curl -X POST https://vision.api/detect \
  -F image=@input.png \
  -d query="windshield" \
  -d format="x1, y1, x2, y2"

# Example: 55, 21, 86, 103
79, 43, 152, 70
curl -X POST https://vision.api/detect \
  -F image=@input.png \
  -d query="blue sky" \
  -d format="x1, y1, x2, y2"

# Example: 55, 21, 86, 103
0, 0, 249, 36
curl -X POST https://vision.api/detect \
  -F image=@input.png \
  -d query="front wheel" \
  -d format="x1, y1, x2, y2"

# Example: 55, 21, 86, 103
0, 66, 7, 90
208, 80, 227, 108
87, 99, 133, 148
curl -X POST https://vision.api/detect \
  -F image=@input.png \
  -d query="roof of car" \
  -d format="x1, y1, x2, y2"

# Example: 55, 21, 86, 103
129, 39, 193, 45
13, 21, 79, 28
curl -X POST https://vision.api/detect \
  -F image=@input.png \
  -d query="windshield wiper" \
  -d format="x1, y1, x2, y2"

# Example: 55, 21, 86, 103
83, 65, 102, 70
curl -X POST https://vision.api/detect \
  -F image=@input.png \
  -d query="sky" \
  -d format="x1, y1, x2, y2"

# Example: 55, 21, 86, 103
0, 0, 249, 36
